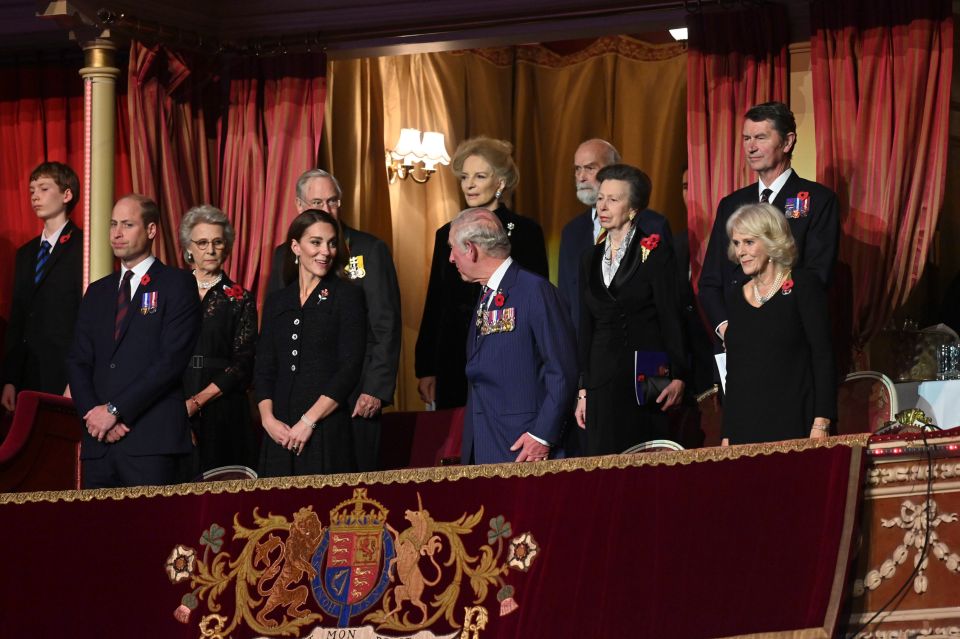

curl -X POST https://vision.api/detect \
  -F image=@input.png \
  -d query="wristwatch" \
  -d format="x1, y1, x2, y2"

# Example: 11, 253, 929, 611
106, 403, 120, 418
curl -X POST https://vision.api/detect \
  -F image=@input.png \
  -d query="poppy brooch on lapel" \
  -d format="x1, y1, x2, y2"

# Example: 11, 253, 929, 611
59, 232, 72, 245
640, 234, 660, 263
140, 274, 151, 286
223, 284, 244, 301
781, 278, 794, 295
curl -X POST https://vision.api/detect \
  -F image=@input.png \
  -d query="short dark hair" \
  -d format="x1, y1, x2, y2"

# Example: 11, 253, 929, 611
282, 209, 348, 286
744, 102, 797, 142
596, 163, 652, 212
30, 162, 80, 214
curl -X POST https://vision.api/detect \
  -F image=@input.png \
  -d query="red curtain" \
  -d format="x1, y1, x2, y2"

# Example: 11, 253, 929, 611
811, 0, 954, 357
218, 54, 326, 302
685, 5, 790, 289
0, 55, 132, 324
127, 41, 216, 267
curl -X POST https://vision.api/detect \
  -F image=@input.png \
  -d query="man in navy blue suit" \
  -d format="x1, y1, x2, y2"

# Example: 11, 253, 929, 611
698, 102, 839, 346
450, 208, 577, 464
67, 195, 200, 488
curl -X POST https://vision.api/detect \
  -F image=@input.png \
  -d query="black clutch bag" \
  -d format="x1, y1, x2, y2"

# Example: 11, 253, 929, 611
634, 351, 671, 405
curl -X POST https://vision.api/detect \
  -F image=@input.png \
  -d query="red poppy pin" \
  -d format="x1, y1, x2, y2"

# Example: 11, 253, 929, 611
494, 293, 506, 308
59, 232, 72, 245
636, 373, 646, 382
797, 191, 809, 200
781, 279, 794, 295
140, 274, 151, 286
640, 234, 661, 251
223, 284, 244, 300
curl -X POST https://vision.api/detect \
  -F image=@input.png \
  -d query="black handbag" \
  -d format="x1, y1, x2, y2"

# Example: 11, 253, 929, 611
634, 351, 671, 405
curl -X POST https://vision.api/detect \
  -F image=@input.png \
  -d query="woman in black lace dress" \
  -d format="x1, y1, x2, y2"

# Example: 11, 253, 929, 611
179, 205, 258, 474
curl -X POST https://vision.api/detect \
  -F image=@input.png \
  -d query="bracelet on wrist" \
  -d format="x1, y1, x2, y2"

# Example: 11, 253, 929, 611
812, 423, 829, 431
300, 415, 317, 430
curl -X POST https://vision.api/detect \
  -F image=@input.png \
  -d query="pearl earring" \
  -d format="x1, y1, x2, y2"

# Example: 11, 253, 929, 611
295, 255, 299, 265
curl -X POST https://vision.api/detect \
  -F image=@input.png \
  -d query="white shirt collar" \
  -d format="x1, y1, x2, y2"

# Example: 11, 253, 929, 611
40, 220, 70, 249
758, 168, 793, 202
485, 256, 513, 292
121, 255, 156, 297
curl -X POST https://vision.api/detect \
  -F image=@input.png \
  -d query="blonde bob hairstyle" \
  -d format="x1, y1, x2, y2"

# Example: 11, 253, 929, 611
451, 136, 519, 195
725, 202, 797, 269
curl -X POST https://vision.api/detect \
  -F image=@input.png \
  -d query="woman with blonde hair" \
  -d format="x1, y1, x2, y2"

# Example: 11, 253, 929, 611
721, 202, 836, 444
415, 136, 548, 409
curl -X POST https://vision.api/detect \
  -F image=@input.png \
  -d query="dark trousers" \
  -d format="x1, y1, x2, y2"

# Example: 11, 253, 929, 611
82, 447, 184, 489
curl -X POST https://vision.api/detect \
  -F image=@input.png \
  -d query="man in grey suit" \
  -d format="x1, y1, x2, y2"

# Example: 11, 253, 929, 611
557, 139, 620, 330
450, 208, 577, 464
268, 169, 401, 472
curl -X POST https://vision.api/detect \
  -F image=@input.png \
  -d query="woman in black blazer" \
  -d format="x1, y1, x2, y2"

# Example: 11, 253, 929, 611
254, 210, 366, 477
575, 164, 687, 455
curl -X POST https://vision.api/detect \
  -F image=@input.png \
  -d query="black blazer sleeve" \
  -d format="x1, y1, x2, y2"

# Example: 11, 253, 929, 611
253, 291, 281, 405
317, 280, 367, 404
794, 269, 837, 421
797, 183, 840, 287
356, 238, 402, 403
650, 240, 689, 382
210, 289, 258, 396
698, 195, 736, 333
414, 226, 449, 379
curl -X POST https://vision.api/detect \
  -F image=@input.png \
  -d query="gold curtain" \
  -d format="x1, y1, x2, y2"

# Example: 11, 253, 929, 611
323, 37, 687, 411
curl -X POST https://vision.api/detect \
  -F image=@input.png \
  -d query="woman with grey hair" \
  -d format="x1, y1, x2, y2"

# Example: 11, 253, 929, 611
179, 204, 258, 473
721, 202, 836, 445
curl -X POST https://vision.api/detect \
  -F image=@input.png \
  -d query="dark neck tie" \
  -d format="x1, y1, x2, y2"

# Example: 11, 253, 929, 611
115, 270, 134, 341
34, 240, 52, 284
760, 188, 773, 203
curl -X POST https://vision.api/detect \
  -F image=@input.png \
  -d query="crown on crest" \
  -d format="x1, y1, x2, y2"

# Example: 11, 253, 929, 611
329, 488, 389, 527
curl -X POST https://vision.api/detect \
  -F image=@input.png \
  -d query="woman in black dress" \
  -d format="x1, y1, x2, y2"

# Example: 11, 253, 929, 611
722, 203, 836, 444
179, 205, 258, 474
574, 164, 687, 455
254, 210, 366, 477
415, 136, 548, 409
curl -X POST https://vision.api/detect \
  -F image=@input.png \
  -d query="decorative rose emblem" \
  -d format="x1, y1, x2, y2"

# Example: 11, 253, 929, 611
140, 274, 151, 286
507, 532, 539, 572
494, 293, 505, 308
318, 288, 330, 302
173, 604, 191, 624
781, 279, 794, 295
59, 232, 72, 244
164, 545, 197, 584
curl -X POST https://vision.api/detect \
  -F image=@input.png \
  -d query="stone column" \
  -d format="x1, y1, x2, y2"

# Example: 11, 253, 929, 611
78, 38, 120, 288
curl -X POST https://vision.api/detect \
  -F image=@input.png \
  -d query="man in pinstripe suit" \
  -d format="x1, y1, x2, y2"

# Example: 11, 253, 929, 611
449, 208, 577, 465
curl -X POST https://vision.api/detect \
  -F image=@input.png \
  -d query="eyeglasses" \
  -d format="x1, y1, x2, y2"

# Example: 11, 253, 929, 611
191, 239, 226, 251
304, 197, 341, 210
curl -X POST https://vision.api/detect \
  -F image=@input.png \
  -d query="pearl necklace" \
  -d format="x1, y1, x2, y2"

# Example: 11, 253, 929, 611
753, 269, 784, 305
193, 270, 223, 290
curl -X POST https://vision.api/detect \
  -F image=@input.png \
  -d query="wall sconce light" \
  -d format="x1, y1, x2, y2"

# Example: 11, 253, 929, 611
385, 128, 451, 184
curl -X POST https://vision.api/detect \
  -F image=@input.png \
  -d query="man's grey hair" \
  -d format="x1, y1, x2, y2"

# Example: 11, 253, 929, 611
295, 168, 343, 201
450, 208, 511, 259
178, 204, 235, 261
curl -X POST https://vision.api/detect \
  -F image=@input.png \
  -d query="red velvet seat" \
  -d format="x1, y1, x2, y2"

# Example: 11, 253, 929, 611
0, 391, 82, 492
378, 407, 464, 469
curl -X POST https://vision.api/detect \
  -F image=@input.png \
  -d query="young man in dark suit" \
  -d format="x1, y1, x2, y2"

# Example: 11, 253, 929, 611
2, 162, 82, 413
66, 195, 200, 488
268, 169, 402, 472
450, 208, 577, 465
697, 101, 840, 346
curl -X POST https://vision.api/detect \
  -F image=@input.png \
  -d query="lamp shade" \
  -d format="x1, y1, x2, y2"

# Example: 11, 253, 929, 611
391, 128, 423, 166
420, 131, 451, 170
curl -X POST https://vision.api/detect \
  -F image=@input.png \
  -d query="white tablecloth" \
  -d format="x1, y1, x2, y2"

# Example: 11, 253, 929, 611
894, 380, 960, 428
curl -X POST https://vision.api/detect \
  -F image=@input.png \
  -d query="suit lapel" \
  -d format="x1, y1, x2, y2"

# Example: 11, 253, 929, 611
470, 262, 518, 359
33, 221, 78, 289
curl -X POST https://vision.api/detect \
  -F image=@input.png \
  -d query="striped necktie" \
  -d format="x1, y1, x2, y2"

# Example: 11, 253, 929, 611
115, 270, 134, 341
760, 188, 773, 203
34, 240, 52, 284
595, 228, 608, 245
